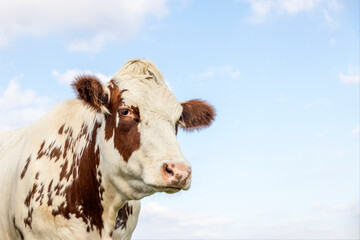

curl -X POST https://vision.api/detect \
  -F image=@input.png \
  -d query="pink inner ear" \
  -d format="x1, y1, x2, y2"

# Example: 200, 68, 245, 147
180, 99, 215, 131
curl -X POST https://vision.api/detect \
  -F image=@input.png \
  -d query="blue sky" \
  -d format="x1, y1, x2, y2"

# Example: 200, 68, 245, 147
0, 0, 359, 239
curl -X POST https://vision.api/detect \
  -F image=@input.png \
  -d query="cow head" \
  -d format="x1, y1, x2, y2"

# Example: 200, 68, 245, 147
72, 59, 215, 200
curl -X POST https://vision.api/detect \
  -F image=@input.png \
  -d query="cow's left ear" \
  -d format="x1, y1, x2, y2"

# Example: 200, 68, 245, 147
72, 75, 109, 112
179, 99, 216, 131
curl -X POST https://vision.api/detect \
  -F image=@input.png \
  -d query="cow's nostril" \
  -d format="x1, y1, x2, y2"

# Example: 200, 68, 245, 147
163, 164, 174, 176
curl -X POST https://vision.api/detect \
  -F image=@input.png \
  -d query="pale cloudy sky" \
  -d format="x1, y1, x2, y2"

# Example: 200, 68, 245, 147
0, 0, 359, 239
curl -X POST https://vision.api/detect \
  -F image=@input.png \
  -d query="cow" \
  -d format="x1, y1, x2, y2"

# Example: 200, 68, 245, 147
0, 59, 215, 240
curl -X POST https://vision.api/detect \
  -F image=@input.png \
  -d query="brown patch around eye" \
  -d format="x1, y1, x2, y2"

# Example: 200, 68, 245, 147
104, 81, 141, 162
130, 106, 140, 122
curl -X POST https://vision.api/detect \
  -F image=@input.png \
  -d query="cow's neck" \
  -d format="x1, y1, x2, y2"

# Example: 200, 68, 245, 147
72, 120, 128, 237
53, 120, 107, 236
100, 177, 127, 236
97, 158, 138, 235
94, 123, 132, 236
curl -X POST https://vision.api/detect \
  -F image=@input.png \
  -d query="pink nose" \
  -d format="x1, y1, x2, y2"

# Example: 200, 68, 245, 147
162, 163, 191, 189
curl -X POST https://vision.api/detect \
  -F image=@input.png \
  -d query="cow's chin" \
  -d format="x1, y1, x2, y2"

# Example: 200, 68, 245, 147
148, 184, 188, 194
126, 181, 183, 199
157, 186, 182, 194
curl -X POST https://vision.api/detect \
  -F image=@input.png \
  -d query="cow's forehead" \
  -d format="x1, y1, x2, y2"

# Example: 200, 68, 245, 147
111, 61, 183, 122
112, 77, 182, 122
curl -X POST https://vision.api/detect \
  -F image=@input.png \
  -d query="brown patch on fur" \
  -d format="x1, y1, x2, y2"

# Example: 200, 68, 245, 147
35, 183, 45, 205
77, 123, 88, 141
104, 81, 141, 162
37, 141, 45, 159
180, 99, 216, 131
54, 182, 63, 195
20, 156, 31, 179
61, 125, 75, 160
47, 180, 53, 206
24, 183, 37, 229
114, 202, 133, 230
23, 102, 106, 235
24, 183, 37, 207
59, 159, 69, 181
64, 126, 73, 138
13, 216, 24, 240
72, 75, 108, 112
23, 207, 33, 229
37, 141, 62, 162
63, 138, 70, 159
58, 124, 65, 135
58, 124, 91, 184
51, 121, 104, 236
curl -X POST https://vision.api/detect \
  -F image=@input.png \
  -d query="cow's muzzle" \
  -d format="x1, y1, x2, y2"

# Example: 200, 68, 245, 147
162, 163, 191, 191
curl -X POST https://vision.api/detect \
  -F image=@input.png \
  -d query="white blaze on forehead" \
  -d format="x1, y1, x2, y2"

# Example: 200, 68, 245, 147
111, 59, 183, 123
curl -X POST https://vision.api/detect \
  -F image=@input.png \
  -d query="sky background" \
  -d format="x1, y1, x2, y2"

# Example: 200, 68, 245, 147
0, 0, 359, 239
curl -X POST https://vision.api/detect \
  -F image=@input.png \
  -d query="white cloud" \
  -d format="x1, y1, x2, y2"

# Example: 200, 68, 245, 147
278, 0, 320, 14
304, 98, 330, 109
52, 69, 111, 85
0, 76, 50, 131
323, 9, 339, 27
352, 126, 359, 137
329, 38, 336, 46
312, 201, 358, 212
196, 67, 216, 79
339, 73, 360, 84
314, 130, 327, 139
312, 202, 324, 210
329, 0, 343, 11
276, 94, 287, 103
0, 0, 169, 51
263, 216, 332, 239
244, 0, 341, 24
290, 217, 320, 224
67, 33, 116, 53
245, 0, 273, 22
220, 66, 241, 79
330, 151, 346, 158
134, 201, 236, 239
339, 66, 360, 84
196, 65, 241, 80
328, 202, 357, 212
263, 200, 359, 238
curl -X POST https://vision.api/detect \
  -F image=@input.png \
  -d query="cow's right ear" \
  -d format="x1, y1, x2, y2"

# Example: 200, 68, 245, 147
72, 75, 109, 112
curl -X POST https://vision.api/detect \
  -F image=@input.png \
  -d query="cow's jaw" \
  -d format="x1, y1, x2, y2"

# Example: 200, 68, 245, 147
99, 140, 191, 200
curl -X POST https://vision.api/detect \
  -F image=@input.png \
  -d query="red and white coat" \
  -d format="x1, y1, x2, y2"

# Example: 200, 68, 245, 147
0, 59, 215, 240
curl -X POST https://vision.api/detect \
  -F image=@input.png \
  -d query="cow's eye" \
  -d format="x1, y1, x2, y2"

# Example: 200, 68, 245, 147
119, 108, 131, 116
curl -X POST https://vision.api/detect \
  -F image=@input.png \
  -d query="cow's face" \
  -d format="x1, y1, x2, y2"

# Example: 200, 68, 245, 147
72, 60, 215, 200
